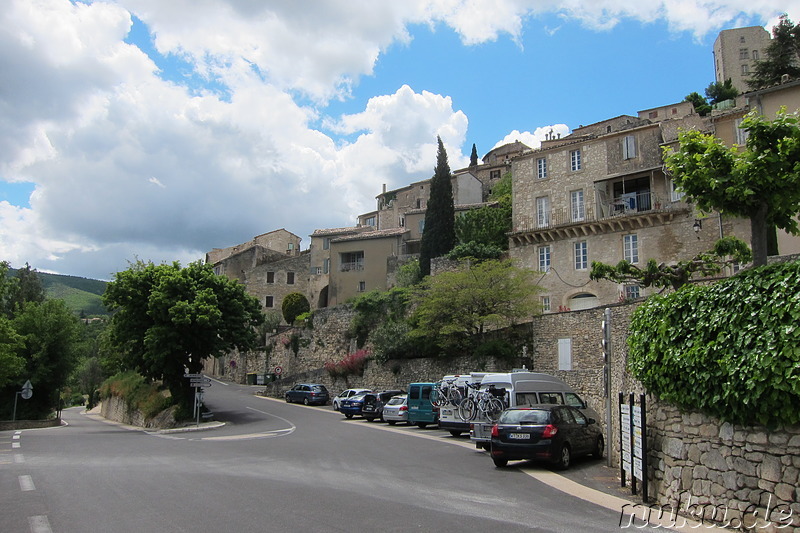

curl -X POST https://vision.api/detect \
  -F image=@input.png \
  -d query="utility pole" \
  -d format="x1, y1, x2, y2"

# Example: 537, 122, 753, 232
602, 309, 612, 467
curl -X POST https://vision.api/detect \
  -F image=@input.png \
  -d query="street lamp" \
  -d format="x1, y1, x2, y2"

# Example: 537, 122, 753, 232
693, 219, 702, 239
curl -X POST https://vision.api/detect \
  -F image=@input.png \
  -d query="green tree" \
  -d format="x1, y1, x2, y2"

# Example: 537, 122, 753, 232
748, 15, 800, 90
470, 143, 479, 167
684, 91, 711, 116
705, 79, 738, 105
103, 261, 264, 413
590, 237, 752, 291
664, 108, 800, 266
0, 317, 24, 389
281, 292, 310, 325
11, 299, 81, 418
411, 259, 540, 350
6, 263, 46, 316
419, 136, 456, 277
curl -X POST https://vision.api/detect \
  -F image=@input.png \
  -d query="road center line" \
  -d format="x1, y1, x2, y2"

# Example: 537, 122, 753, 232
15, 453, 25, 463
19, 475, 35, 491
29, 515, 53, 533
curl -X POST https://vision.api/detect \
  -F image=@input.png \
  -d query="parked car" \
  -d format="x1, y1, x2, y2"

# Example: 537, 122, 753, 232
361, 390, 405, 422
284, 383, 330, 406
381, 394, 409, 425
489, 405, 604, 470
339, 392, 370, 419
332, 388, 372, 411
407, 382, 438, 428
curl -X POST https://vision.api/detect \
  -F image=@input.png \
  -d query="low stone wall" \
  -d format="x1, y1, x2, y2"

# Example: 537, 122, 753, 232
644, 400, 800, 532
0, 419, 61, 431
100, 396, 178, 429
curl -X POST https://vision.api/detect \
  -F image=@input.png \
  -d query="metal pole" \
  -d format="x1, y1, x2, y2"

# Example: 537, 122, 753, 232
604, 307, 612, 467
12, 391, 20, 422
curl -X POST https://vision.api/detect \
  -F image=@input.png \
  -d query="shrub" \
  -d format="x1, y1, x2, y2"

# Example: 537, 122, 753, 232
99, 370, 173, 420
324, 349, 370, 378
628, 261, 800, 427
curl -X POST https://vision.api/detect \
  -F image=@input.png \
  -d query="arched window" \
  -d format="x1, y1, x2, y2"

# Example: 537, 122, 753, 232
568, 293, 599, 311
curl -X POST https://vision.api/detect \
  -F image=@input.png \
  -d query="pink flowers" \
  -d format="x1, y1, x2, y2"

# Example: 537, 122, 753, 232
324, 349, 370, 378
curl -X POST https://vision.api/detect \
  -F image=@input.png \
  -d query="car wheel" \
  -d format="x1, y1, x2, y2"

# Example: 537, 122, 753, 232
344, 413, 353, 419
556, 444, 571, 470
303, 398, 310, 406
365, 417, 374, 422
416, 422, 427, 428
285, 396, 291, 403
449, 430, 462, 437
593, 436, 605, 459
493, 457, 509, 468
333, 402, 339, 411
387, 420, 396, 425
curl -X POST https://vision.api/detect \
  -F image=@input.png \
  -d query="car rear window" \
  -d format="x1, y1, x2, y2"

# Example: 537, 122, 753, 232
312, 385, 327, 392
387, 396, 405, 405
499, 409, 550, 425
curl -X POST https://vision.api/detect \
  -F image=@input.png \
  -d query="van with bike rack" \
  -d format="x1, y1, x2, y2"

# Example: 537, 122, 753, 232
468, 371, 598, 449
436, 373, 489, 437
407, 382, 438, 428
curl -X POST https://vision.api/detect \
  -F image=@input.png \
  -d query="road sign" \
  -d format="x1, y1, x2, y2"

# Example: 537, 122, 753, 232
274, 366, 283, 375
21, 380, 33, 400
190, 379, 211, 388
184, 373, 203, 378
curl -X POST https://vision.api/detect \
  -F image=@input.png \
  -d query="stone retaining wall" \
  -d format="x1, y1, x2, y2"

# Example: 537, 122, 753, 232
0, 419, 61, 431
100, 395, 178, 429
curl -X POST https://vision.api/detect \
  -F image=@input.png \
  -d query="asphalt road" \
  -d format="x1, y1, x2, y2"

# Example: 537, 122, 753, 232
1, 380, 667, 532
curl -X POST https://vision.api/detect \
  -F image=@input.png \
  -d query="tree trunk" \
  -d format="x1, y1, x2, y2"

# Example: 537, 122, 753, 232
750, 202, 770, 266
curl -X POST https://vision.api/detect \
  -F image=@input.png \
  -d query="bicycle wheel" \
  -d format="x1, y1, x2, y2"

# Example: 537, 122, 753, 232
430, 388, 446, 408
448, 388, 463, 407
485, 397, 504, 422
458, 397, 476, 422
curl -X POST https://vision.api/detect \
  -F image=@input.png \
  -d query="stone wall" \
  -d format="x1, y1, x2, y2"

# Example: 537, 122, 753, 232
100, 395, 178, 429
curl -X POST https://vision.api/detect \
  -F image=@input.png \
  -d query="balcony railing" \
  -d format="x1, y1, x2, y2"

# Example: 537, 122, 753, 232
515, 191, 677, 234
340, 261, 364, 272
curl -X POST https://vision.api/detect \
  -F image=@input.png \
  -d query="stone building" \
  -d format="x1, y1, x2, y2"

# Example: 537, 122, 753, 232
713, 26, 771, 94
508, 101, 752, 312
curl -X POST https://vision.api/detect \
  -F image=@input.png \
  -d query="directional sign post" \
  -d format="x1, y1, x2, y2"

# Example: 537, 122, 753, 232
186, 374, 211, 425
13, 380, 33, 422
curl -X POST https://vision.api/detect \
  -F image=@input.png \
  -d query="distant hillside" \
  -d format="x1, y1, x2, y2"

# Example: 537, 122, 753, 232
8, 268, 109, 317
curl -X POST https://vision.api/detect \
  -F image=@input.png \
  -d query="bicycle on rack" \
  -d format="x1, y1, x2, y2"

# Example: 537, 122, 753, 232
457, 383, 505, 422
430, 378, 463, 408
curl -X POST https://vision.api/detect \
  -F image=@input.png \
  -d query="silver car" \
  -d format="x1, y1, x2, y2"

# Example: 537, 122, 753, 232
332, 388, 372, 411
381, 394, 408, 425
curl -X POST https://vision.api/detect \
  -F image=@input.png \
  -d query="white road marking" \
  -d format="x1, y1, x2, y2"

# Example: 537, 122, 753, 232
12, 442, 21, 449
13, 434, 20, 440
15, 453, 25, 463
19, 475, 35, 491
29, 515, 53, 533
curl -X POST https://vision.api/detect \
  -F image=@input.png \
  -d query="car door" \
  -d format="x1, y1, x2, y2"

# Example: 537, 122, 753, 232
566, 407, 594, 455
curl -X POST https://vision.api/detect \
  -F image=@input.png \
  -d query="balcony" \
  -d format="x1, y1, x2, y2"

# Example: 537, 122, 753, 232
340, 261, 364, 272
511, 191, 689, 245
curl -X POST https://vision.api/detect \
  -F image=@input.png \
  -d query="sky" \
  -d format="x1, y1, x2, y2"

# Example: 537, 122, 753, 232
0, 1, 797, 281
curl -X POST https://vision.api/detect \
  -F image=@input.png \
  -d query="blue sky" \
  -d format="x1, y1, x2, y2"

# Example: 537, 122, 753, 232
0, 1, 795, 280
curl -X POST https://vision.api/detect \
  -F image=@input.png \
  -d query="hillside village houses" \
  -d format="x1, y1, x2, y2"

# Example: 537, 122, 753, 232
206, 42, 800, 322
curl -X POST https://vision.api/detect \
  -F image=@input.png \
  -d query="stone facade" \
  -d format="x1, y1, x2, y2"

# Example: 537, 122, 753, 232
100, 395, 178, 429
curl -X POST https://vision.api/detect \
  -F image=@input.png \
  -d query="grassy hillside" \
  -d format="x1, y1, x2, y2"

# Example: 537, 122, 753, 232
9, 268, 109, 317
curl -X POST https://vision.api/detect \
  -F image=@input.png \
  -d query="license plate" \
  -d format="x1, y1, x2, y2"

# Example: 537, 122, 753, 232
509, 433, 531, 440
443, 409, 452, 416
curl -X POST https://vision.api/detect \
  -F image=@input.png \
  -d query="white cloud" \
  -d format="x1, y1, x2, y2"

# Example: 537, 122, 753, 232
494, 126, 572, 151
0, 0, 793, 279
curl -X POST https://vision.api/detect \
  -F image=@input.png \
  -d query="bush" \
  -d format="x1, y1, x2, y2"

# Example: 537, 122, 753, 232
324, 349, 370, 378
628, 261, 800, 427
99, 371, 173, 420
282, 292, 310, 325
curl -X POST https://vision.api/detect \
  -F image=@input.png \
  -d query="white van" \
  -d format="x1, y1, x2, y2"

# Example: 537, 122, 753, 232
468, 371, 599, 449
437, 372, 489, 437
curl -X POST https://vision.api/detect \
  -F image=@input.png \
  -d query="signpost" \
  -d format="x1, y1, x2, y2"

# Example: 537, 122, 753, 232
13, 380, 33, 422
619, 392, 648, 502
185, 374, 211, 426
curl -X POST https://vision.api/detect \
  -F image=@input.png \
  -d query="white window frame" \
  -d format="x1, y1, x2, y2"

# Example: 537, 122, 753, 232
668, 178, 685, 202
536, 196, 550, 227
536, 157, 547, 179
538, 245, 551, 272
734, 117, 749, 145
570, 149, 582, 171
558, 338, 572, 371
624, 284, 641, 299
570, 190, 585, 222
574, 241, 588, 270
624, 234, 639, 264
541, 296, 551, 313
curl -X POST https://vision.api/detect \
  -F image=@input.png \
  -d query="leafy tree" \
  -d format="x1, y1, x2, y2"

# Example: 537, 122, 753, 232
0, 316, 24, 389
411, 259, 540, 349
454, 173, 512, 250
447, 242, 504, 261
664, 108, 800, 266
10, 299, 81, 418
748, 15, 800, 90
6, 263, 46, 316
684, 91, 711, 116
470, 143, 479, 167
419, 136, 456, 277
590, 237, 752, 291
348, 288, 411, 347
75, 356, 104, 409
705, 79, 738, 105
103, 261, 264, 414
395, 259, 421, 288
281, 292, 310, 325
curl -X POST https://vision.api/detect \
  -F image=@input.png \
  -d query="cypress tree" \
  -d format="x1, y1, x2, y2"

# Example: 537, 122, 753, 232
419, 137, 456, 277
470, 143, 479, 167
747, 15, 800, 90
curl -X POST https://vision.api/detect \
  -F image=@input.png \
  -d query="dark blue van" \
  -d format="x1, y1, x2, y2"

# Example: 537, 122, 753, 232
407, 383, 438, 428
